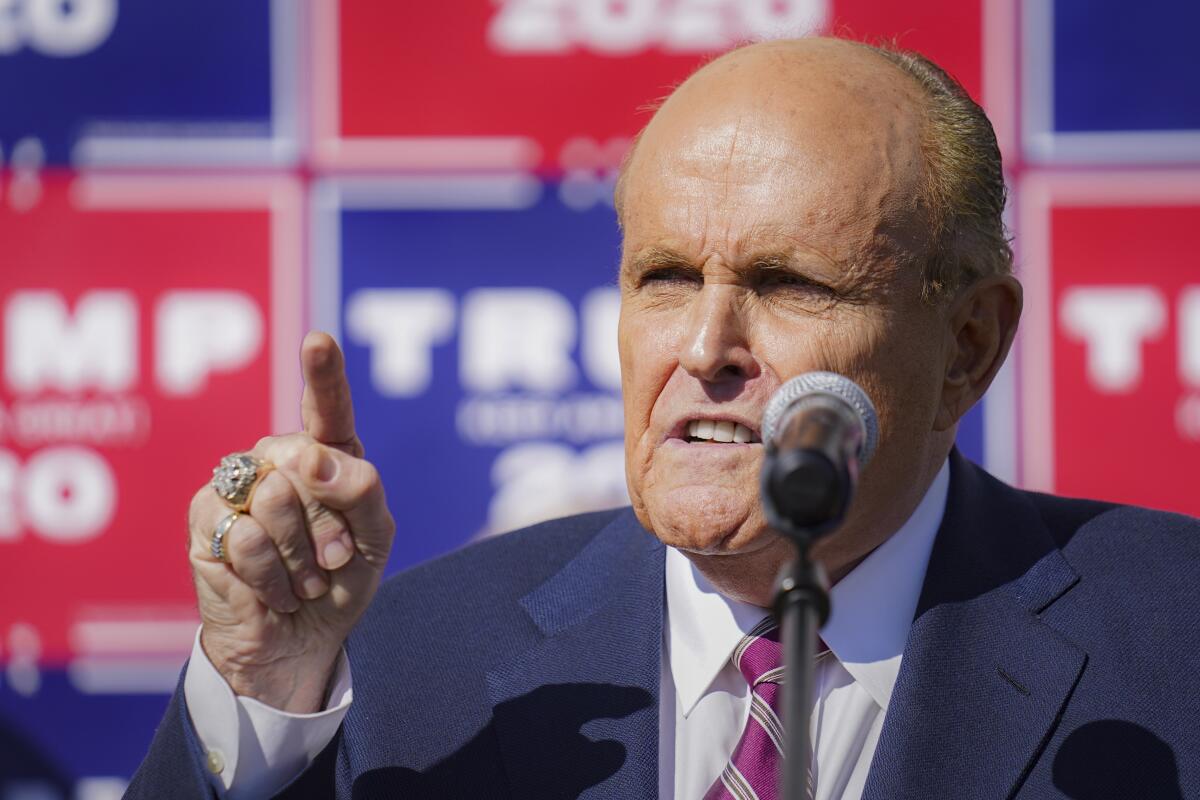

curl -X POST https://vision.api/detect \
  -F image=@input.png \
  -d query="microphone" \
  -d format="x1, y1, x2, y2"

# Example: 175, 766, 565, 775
760, 371, 879, 539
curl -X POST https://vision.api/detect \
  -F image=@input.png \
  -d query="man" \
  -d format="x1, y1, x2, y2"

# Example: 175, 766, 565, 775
129, 38, 1200, 799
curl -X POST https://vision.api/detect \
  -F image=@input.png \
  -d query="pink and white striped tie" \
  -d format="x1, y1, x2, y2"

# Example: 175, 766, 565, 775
703, 616, 807, 800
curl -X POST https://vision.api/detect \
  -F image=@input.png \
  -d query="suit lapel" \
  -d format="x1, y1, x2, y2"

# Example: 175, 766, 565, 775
486, 510, 664, 799
864, 452, 1087, 800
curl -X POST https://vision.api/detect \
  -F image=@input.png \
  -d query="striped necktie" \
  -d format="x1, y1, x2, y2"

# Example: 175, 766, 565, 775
703, 616, 799, 800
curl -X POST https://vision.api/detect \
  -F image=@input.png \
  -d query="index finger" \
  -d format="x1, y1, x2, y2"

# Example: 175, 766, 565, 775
300, 331, 363, 457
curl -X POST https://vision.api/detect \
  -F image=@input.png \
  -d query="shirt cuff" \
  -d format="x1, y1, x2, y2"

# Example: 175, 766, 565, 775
182, 627, 353, 799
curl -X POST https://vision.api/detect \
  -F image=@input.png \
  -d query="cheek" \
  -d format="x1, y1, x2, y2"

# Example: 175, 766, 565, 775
618, 308, 683, 454
752, 306, 933, 425
750, 306, 882, 378
624, 309, 681, 412
849, 317, 946, 446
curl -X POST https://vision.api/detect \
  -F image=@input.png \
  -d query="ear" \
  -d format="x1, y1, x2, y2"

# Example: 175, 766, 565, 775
934, 274, 1023, 431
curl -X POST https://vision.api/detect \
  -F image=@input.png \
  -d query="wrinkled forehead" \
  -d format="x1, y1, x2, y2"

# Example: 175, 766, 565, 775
621, 83, 927, 269
619, 42, 928, 251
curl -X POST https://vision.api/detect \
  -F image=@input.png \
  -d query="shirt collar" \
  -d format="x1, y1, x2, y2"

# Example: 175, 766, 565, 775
666, 544, 767, 717
665, 457, 950, 717
822, 458, 949, 710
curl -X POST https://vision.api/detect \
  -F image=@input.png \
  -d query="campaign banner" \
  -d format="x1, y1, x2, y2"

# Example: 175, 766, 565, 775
1018, 172, 1200, 515
314, 176, 628, 571
0, 0, 297, 168
1021, 0, 1200, 163
0, 175, 301, 746
314, 0, 986, 172
0, 673, 169, 791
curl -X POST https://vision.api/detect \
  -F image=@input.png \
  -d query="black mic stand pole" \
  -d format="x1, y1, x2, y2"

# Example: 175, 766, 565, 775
760, 387, 871, 799
761, 427, 855, 799
773, 535, 831, 800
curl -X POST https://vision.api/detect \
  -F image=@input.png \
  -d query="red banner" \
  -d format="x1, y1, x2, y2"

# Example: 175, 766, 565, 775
314, 0, 985, 172
1018, 172, 1200, 516
0, 175, 301, 676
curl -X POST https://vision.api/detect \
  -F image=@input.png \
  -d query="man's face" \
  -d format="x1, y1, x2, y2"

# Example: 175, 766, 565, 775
617, 42, 952, 562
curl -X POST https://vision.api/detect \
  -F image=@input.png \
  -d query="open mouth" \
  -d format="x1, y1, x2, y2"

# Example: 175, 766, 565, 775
683, 419, 760, 444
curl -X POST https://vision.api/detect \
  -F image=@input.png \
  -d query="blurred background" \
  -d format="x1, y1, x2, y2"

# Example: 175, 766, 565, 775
1, 0, 1198, 795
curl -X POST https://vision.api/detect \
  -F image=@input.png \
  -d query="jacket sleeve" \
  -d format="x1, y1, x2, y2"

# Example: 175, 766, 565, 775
124, 668, 342, 799
123, 672, 222, 800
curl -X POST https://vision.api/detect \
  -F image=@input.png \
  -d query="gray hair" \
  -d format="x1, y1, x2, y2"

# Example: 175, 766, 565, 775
867, 43, 1013, 302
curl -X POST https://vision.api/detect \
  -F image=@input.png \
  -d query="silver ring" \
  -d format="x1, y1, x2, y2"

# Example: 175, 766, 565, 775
211, 512, 239, 563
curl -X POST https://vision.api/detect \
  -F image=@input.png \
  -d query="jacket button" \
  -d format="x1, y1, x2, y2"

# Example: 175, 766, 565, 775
206, 749, 226, 775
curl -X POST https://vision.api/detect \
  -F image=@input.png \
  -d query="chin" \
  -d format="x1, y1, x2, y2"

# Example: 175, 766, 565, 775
635, 484, 769, 554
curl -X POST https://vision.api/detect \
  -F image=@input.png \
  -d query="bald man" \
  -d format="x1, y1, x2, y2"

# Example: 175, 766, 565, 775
129, 38, 1200, 799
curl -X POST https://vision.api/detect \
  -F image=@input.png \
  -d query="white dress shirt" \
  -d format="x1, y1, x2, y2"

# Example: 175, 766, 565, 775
186, 459, 948, 799
661, 459, 949, 799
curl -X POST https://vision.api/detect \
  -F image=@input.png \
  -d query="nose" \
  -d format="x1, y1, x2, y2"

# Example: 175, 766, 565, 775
678, 284, 759, 383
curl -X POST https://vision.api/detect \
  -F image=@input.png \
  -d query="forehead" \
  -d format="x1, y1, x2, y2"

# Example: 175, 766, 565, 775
619, 44, 927, 268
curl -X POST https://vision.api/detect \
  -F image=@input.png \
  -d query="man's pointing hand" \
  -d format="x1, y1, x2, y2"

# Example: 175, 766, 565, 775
188, 333, 395, 712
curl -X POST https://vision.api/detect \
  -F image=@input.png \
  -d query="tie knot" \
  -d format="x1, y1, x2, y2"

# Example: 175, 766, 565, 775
732, 616, 784, 687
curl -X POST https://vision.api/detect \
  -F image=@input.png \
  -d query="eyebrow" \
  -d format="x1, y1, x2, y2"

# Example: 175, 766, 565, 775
622, 247, 822, 277
622, 247, 697, 277
749, 252, 806, 273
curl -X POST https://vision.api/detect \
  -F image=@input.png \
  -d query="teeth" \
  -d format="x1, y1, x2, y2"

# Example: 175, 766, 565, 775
686, 419, 756, 443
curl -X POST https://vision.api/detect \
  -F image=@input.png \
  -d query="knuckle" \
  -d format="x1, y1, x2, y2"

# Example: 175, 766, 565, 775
228, 524, 276, 563
188, 485, 217, 528
250, 474, 296, 518
187, 504, 225, 553
304, 499, 346, 539
272, 531, 313, 566
302, 496, 329, 521
228, 543, 294, 610
187, 537, 210, 562
344, 459, 382, 506
358, 459, 382, 490
253, 434, 281, 453
190, 484, 212, 509
261, 433, 312, 470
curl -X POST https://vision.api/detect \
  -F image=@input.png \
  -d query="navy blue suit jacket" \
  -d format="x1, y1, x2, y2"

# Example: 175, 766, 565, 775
127, 452, 1200, 798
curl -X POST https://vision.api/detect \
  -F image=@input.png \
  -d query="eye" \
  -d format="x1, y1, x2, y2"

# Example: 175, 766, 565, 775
757, 269, 829, 293
639, 267, 700, 287
761, 271, 803, 286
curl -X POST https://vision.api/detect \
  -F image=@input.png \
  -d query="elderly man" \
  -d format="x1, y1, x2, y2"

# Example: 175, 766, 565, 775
129, 37, 1199, 799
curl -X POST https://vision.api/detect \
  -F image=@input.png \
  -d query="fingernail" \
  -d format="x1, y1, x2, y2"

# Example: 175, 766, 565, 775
313, 446, 337, 483
302, 574, 329, 599
323, 537, 351, 569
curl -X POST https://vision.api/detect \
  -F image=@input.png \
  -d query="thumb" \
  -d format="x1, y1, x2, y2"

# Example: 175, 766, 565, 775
299, 444, 394, 568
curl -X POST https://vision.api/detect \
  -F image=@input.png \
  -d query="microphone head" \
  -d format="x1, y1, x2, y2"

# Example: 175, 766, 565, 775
761, 371, 880, 468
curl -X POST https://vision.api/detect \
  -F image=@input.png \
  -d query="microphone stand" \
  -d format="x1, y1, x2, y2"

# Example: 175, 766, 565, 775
759, 379, 874, 799
760, 408, 854, 799
773, 535, 831, 800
